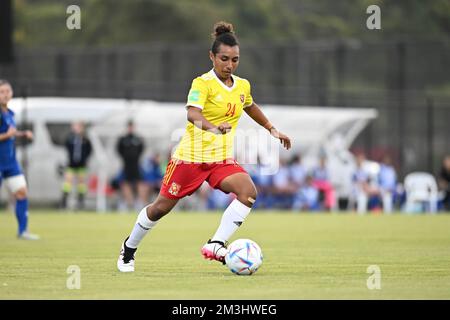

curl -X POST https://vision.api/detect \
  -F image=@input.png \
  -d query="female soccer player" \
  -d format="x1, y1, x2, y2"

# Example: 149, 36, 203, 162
0, 79, 40, 240
117, 22, 291, 272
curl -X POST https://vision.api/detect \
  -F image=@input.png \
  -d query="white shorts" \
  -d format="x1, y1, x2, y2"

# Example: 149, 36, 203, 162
4, 175, 27, 193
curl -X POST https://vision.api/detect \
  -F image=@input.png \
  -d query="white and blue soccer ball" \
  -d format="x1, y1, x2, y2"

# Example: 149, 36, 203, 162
225, 239, 263, 275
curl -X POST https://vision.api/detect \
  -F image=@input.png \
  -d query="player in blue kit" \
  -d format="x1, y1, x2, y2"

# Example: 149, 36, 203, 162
0, 79, 39, 240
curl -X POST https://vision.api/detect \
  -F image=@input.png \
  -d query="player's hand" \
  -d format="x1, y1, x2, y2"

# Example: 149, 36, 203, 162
24, 130, 34, 140
217, 122, 232, 134
270, 128, 292, 150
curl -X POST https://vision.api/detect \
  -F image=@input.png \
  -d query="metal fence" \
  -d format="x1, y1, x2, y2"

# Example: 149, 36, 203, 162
1, 39, 449, 177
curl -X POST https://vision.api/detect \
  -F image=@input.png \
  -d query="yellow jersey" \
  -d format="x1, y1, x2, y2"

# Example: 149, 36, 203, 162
173, 69, 253, 163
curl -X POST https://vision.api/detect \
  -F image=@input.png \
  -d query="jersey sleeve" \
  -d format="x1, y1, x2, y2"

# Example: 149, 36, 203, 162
243, 80, 253, 108
186, 77, 208, 110
4, 112, 15, 128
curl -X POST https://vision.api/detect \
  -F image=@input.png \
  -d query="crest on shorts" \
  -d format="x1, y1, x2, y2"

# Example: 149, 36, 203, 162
240, 94, 245, 103
169, 182, 181, 196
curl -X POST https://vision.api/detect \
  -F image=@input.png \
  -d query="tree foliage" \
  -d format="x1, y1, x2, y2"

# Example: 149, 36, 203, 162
13, 0, 450, 47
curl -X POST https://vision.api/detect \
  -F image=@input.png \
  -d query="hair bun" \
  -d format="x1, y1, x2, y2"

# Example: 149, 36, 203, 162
212, 21, 234, 38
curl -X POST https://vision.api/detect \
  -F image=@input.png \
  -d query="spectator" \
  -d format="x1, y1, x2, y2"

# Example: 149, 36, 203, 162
289, 154, 307, 189
116, 120, 145, 211
60, 121, 92, 210
272, 158, 296, 208
292, 175, 320, 211
141, 153, 164, 203
352, 153, 370, 213
311, 155, 336, 211
438, 155, 450, 211
352, 153, 380, 214
244, 157, 273, 209
207, 188, 234, 210
378, 154, 397, 213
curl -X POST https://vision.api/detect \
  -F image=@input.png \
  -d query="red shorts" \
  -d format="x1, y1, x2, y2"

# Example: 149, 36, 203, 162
160, 158, 247, 199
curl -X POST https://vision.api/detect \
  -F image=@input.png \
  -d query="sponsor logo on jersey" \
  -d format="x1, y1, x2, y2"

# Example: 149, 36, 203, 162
169, 182, 181, 196
240, 94, 245, 103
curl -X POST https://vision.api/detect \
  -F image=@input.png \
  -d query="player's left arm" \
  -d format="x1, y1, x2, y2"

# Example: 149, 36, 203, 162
244, 102, 291, 150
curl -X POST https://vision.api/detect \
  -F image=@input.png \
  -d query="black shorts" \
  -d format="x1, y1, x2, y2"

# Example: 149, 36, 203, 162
123, 167, 141, 183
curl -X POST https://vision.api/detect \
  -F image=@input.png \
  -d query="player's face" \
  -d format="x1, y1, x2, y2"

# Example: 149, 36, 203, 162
72, 122, 84, 134
210, 44, 240, 79
0, 84, 13, 106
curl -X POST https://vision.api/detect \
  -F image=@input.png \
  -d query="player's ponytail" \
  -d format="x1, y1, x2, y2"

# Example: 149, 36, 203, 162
211, 21, 239, 55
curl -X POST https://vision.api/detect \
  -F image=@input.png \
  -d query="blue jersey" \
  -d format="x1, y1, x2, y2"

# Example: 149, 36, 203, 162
0, 108, 17, 169
378, 164, 397, 191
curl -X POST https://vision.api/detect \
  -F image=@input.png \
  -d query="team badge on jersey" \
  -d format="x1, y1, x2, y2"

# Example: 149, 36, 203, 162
240, 94, 245, 103
168, 182, 181, 196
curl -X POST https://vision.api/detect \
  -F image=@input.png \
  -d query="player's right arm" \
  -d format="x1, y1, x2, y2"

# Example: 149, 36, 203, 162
0, 126, 16, 141
186, 77, 230, 135
187, 107, 231, 134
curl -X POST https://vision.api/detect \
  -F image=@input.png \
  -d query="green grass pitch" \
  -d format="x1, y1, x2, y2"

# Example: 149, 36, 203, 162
1, 210, 449, 299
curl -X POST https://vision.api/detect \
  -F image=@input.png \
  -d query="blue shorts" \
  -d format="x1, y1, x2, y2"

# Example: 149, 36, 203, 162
0, 161, 23, 186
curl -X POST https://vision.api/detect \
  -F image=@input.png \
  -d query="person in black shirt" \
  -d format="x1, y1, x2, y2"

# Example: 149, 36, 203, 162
438, 155, 450, 211
116, 120, 145, 211
61, 121, 92, 210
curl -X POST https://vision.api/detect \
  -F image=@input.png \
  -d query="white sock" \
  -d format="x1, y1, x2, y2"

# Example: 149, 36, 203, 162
125, 204, 158, 249
211, 199, 252, 243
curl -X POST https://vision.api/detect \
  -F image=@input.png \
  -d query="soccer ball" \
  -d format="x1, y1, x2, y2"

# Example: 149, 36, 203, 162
225, 239, 263, 275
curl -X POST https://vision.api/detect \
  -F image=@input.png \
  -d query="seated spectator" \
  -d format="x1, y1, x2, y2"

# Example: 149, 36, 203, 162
141, 153, 163, 203
272, 158, 297, 208
289, 153, 307, 189
292, 175, 320, 211
311, 155, 336, 211
207, 188, 234, 210
245, 157, 274, 209
352, 153, 380, 214
378, 154, 397, 213
438, 155, 450, 211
